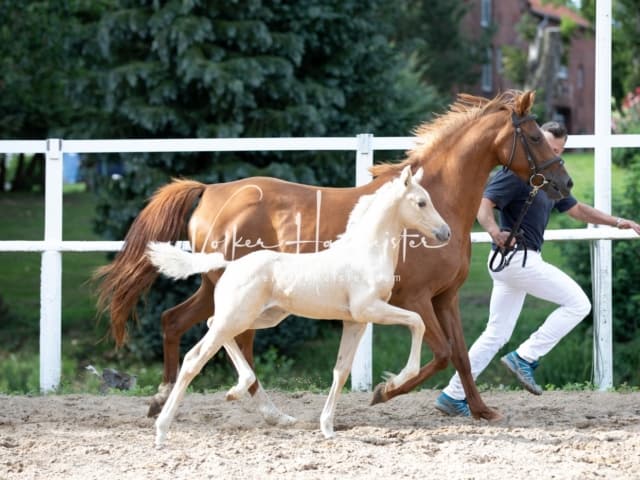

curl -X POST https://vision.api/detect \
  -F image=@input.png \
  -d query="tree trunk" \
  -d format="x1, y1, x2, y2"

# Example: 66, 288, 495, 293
0, 154, 6, 192
11, 153, 29, 191
11, 153, 45, 192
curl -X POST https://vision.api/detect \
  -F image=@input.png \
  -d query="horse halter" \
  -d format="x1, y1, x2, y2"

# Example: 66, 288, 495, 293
490, 113, 564, 273
504, 112, 564, 188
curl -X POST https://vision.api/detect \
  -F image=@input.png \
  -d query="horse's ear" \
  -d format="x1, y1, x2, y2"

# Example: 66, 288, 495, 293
400, 165, 412, 187
413, 167, 424, 184
516, 90, 536, 115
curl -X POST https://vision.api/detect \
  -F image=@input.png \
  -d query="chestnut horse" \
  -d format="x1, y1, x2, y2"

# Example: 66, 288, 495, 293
94, 90, 573, 422
148, 166, 450, 444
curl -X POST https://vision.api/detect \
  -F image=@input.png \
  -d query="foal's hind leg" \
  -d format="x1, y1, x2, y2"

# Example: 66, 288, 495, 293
149, 274, 216, 417
155, 323, 229, 447
223, 339, 257, 401
226, 308, 297, 426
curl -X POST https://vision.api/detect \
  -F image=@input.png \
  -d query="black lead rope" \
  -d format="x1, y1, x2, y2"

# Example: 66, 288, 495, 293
489, 180, 544, 273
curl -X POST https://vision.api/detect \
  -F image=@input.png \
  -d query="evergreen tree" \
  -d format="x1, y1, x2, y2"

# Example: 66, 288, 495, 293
0, 1, 75, 190
68, 0, 440, 238
392, 0, 493, 95
612, 0, 640, 106
65, 0, 443, 359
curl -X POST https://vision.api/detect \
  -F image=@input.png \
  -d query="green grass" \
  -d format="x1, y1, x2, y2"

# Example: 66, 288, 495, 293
0, 152, 633, 394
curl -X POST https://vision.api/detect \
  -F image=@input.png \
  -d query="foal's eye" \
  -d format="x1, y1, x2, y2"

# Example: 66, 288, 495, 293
417, 200, 427, 208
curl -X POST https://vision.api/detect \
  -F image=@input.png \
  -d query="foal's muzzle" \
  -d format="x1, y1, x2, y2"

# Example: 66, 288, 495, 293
435, 224, 451, 243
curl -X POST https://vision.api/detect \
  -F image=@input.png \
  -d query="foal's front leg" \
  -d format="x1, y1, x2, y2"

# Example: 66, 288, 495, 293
354, 299, 425, 395
320, 321, 368, 438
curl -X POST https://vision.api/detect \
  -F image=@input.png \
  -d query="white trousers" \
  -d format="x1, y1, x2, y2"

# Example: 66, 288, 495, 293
444, 250, 591, 400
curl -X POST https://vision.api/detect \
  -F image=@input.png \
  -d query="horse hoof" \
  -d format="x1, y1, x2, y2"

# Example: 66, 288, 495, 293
154, 434, 166, 449
321, 429, 336, 439
370, 383, 389, 405
147, 400, 162, 418
484, 407, 502, 422
263, 412, 297, 427
225, 391, 240, 402
471, 406, 502, 421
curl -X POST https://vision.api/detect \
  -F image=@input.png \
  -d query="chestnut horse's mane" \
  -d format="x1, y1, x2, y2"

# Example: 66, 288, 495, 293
370, 90, 528, 178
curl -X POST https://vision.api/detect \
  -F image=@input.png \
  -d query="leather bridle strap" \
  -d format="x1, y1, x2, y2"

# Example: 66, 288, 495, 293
505, 113, 564, 180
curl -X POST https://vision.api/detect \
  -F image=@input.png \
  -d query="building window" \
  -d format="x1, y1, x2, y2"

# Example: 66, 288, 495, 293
481, 0, 491, 28
482, 48, 493, 92
495, 47, 503, 74
557, 65, 568, 80
577, 65, 584, 89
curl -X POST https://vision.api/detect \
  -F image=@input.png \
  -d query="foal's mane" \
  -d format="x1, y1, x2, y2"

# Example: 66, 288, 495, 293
370, 90, 530, 178
334, 179, 398, 244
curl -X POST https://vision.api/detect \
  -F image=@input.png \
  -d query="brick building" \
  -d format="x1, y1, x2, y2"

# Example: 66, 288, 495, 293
462, 0, 594, 134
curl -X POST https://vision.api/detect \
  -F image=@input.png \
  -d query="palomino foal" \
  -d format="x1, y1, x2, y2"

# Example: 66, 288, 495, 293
148, 166, 450, 446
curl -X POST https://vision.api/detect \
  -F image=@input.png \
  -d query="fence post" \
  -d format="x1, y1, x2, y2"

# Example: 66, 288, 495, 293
40, 138, 63, 392
350, 133, 374, 391
592, 0, 613, 390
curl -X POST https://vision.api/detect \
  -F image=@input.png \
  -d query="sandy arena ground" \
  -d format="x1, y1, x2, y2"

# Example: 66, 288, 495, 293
1, 389, 639, 479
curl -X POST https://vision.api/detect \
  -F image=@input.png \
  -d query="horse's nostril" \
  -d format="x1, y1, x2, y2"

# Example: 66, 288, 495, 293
567, 177, 574, 190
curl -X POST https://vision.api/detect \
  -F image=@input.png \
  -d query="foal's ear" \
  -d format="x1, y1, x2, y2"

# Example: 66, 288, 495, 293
413, 167, 424, 184
400, 165, 412, 187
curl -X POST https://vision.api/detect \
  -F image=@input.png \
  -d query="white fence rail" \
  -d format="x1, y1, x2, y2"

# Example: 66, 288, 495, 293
1, 133, 638, 394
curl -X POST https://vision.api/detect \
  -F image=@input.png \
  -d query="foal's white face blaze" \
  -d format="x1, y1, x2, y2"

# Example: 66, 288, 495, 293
397, 166, 450, 244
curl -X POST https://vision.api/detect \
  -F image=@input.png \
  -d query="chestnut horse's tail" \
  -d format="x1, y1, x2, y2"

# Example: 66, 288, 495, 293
93, 179, 207, 347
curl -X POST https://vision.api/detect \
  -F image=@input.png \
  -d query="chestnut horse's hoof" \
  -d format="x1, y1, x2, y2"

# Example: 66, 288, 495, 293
147, 383, 173, 418
484, 407, 503, 422
472, 406, 502, 421
370, 382, 389, 405
147, 400, 162, 418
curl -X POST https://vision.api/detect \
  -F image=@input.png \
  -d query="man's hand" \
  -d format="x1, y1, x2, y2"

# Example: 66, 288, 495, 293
491, 230, 517, 249
616, 218, 640, 235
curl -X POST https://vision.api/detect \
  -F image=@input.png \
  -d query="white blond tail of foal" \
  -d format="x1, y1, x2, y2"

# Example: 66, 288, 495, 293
147, 165, 450, 446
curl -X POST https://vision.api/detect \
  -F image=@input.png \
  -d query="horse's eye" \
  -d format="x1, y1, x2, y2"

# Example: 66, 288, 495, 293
530, 134, 542, 143
418, 200, 427, 208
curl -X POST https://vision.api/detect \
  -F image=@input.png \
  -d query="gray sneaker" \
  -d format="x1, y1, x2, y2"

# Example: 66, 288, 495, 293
501, 351, 543, 395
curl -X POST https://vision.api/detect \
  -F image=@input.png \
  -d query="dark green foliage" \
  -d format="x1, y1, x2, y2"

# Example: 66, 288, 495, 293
612, 0, 640, 107
391, 0, 492, 94
0, 0, 485, 366
501, 45, 528, 87
0, 294, 14, 324
0, 1, 70, 138
0, 1, 75, 190
72, 0, 441, 230
59, 0, 445, 359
